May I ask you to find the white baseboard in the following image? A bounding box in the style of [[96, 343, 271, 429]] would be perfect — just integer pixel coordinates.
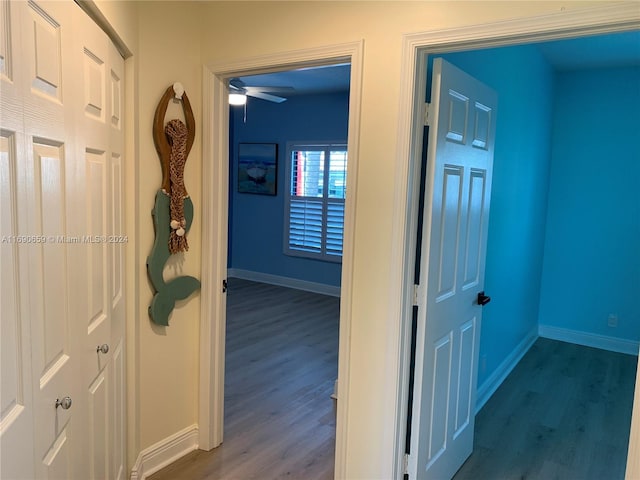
[[539, 324, 640, 356], [475, 327, 538, 414], [227, 268, 341, 297], [130, 424, 199, 480]]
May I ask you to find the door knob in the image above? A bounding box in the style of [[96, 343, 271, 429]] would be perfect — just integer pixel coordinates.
[[477, 291, 491, 306], [55, 397, 72, 410], [97, 344, 109, 354]]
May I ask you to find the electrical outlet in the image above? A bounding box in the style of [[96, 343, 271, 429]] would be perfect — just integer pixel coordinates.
[[607, 314, 618, 328]]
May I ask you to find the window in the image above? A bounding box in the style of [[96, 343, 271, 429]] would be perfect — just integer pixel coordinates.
[[284, 143, 347, 261]]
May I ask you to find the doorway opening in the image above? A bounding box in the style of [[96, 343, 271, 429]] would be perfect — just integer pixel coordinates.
[[199, 42, 363, 479], [221, 63, 351, 476], [400, 24, 639, 480]]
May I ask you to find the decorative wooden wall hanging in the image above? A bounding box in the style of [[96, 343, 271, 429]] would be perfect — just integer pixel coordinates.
[[147, 83, 201, 326]]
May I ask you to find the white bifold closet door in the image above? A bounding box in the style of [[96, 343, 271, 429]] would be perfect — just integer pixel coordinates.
[[0, 1, 126, 479]]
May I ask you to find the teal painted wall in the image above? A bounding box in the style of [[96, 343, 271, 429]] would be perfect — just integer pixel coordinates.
[[229, 92, 349, 286], [440, 44, 555, 388], [538, 66, 640, 341]]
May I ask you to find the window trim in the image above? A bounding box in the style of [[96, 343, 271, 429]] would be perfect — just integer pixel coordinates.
[[283, 141, 348, 262]]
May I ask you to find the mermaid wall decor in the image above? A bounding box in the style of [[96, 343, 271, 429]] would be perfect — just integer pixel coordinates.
[[147, 83, 201, 326]]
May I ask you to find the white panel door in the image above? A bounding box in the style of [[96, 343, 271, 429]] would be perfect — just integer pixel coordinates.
[[106, 33, 127, 480], [15, 2, 80, 478], [0, 1, 125, 478], [73, 7, 126, 479], [0, 2, 35, 478], [409, 58, 497, 480]]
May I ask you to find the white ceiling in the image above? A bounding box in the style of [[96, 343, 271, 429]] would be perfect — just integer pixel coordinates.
[[236, 30, 639, 96]]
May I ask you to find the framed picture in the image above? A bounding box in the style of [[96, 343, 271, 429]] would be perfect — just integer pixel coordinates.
[[237, 143, 278, 195]]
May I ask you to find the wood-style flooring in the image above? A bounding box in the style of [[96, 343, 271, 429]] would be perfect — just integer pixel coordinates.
[[149, 278, 339, 480], [454, 338, 637, 480], [149, 280, 637, 480]]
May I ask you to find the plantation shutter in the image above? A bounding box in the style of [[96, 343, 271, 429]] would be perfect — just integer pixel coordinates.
[[285, 144, 347, 261]]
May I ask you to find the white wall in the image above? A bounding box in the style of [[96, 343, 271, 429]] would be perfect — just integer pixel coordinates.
[[195, 3, 613, 478], [92, 1, 638, 477], [134, 0, 204, 455]]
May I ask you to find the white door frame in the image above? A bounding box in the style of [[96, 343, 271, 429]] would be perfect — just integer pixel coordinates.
[[198, 41, 363, 477], [390, 4, 640, 479]]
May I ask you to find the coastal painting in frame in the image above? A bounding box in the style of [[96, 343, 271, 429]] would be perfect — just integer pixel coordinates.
[[238, 143, 278, 195]]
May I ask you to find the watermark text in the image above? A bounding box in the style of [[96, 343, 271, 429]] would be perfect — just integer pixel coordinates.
[[2, 235, 128, 245]]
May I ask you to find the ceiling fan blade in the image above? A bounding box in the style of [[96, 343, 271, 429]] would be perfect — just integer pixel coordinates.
[[229, 78, 246, 89], [246, 91, 287, 103], [244, 86, 295, 94]]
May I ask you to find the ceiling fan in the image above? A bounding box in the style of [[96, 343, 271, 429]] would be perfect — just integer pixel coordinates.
[[228, 77, 293, 105]]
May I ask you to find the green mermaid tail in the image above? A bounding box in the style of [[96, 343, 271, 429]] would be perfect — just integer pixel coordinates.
[[147, 190, 201, 326]]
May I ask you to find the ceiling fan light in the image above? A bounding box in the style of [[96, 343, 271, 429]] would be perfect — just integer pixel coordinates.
[[229, 93, 247, 106]]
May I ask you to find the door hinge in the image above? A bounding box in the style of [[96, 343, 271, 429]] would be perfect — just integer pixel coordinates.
[[403, 453, 410, 476], [222, 279, 228, 293], [423, 102, 432, 126], [413, 284, 420, 306]]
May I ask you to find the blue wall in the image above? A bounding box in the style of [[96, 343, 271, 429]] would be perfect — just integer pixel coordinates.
[[439, 45, 555, 388], [538, 66, 640, 341], [229, 91, 349, 286]]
